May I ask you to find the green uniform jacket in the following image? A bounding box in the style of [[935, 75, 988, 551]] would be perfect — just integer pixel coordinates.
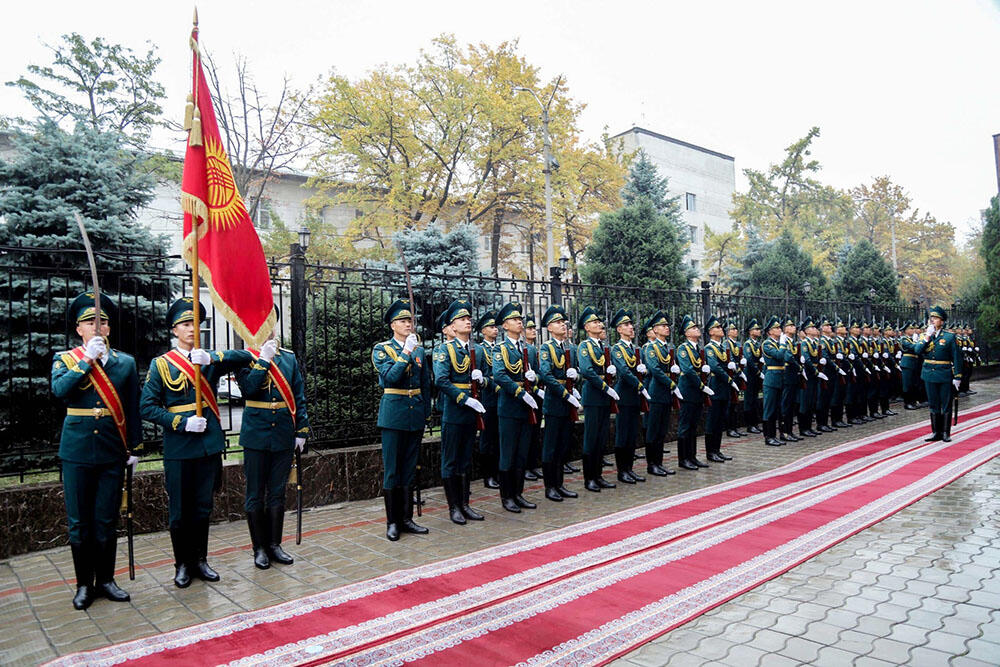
[[705, 340, 733, 395], [372, 338, 431, 432], [492, 338, 533, 419], [476, 340, 500, 409], [236, 348, 309, 451], [577, 338, 613, 407], [434, 339, 490, 426], [782, 339, 803, 387], [762, 337, 792, 390], [538, 339, 576, 417], [611, 340, 645, 407], [140, 349, 253, 460], [914, 331, 963, 383], [675, 340, 705, 402], [801, 338, 819, 378], [643, 338, 676, 404], [52, 349, 142, 464], [744, 338, 763, 377]]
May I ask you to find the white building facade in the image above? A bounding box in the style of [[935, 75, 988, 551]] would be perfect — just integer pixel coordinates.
[[609, 127, 736, 276]]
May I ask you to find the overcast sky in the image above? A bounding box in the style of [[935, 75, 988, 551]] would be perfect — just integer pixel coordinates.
[[3, 0, 999, 242]]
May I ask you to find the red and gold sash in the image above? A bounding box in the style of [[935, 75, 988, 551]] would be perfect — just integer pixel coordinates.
[[164, 349, 221, 420], [247, 350, 297, 418], [65, 346, 129, 451]]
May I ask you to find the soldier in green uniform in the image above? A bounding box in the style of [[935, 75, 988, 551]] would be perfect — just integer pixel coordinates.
[[675, 315, 713, 468], [704, 316, 736, 463], [845, 319, 868, 424], [140, 298, 254, 587], [370, 299, 432, 541], [829, 318, 851, 428], [432, 300, 488, 525], [610, 308, 651, 483], [899, 321, 921, 409], [236, 307, 309, 569], [779, 315, 804, 442], [958, 322, 977, 396], [537, 305, 582, 501], [492, 302, 539, 511], [724, 321, 747, 438], [795, 317, 821, 438], [523, 313, 544, 481], [742, 319, 764, 434], [814, 316, 837, 432], [52, 293, 141, 610], [576, 306, 620, 491], [860, 321, 882, 420], [880, 321, 899, 415], [760, 315, 790, 446], [913, 306, 963, 442], [642, 310, 679, 476], [475, 311, 501, 489]]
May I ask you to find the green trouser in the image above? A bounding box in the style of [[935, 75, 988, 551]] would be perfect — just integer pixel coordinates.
[[441, 421, 475, 478], [615, 404, 640, 452], [498, 416, 531, 471], [62, 460, 124, 544], [542, 414, 573, 464], [380, 428, 421, 488], [243, 448, 293, 512], [583, 405, 610, 456], [164, 454, 221, 528], [925, 381, 952, 415]]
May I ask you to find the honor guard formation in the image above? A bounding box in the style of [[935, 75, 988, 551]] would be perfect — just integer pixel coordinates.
[[50, 294, 979, 608]]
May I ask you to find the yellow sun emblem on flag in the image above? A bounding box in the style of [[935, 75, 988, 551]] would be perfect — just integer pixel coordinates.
[[204, 136, 248, 230]]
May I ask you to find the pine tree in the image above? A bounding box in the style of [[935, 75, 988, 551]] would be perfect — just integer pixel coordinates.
[[747, 229, 831, 300], [978, 196, 1000, 345], [729, 223, 770, 293], [834, 239, 900, 304]]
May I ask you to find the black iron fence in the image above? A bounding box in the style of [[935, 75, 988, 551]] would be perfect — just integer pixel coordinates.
[[0, 244, 987, 480]]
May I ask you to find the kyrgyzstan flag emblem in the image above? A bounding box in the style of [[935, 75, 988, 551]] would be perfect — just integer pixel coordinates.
[[180, 15, 275, 347]]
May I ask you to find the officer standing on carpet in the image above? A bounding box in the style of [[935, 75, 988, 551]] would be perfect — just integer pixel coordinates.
[[433, 300, 488, 525], [475, 311, 501, 489], [370, 299, 431, 541], [52, 293, 141, 610], [880, 321, 899, 416], [796, 316, 823, 438], [829, 318, 851, 429], [492, 302, 539, 511], [899, 321, 921, 410], [642, 310, 680, 477], [845, 319, 868, 424], [724, 320, 747, 438], [814, 316, 838, 433], [913, 306, 963, 442], [537, 305, 583, 501], [610, 308, 651, 484], [703, 316, 735, 463], [779, 315, 803, 442], [675, 315, 714, 469], [523, 313, 544, 481], [760, 315, 790, 447], [742, 319, 764, 435], [237, 307, 309, 569], [140, 297, 254, 586], [576, 306, 620, 491]]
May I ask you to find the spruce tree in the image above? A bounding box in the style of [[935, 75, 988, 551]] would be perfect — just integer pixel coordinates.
[[747, 229, 831, 300], [834, 239, 900, 304], [978, 196, 1000, 345]]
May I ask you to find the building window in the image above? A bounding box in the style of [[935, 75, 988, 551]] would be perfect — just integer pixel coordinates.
[[686, 193, 697, 211], [688, 225, 697, 243], [482, 235, 491, 252], [252, 200, 271, 230]]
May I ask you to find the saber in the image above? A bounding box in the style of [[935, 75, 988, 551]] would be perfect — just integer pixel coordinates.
[[294, 448, 303, 544], [396, 241, 422, 516], [74, 212, 135, 578]]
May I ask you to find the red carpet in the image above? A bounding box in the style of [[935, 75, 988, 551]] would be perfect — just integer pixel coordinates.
[[49, 401, 1000, 666]]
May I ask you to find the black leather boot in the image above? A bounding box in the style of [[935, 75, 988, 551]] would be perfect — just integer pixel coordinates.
[[500, 470, 521, 512], [615, 449, 636, 484], [402, 487, 429, 534], [925, 414, 942, 442], [247, 508, 271, 569], [443, 477, 467, 525], [70, 542, 95, 609], [384, 489, 400, 541], [583, 456, 602, 492], [555, 462, 577, 498], [513, 470, 536, 508], [942, 414, 953, 442], [765, 419, 784, 447], [715, 433, 732, 460], [459, 475, 484, 520], [170, 525, 191, 588], [564, 460, 580, 473], [267, 506, 294, 565], [95, 539, 130, 602], [543, 462, 563, 501], [192, 519, 220, 582]]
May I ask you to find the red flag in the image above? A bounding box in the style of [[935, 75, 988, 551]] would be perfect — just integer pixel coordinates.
[[181, 18, 275, 347]]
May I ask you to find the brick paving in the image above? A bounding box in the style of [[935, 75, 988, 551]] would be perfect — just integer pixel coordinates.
[[1, 380, 997, 666]]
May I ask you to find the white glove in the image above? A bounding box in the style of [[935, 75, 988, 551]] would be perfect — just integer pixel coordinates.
[[535, 388, 545, 400], [779, 333, 788, 344], [524, 369, 537, 382], [702, 385, 715, 396], [673, 387, 684, 399], [882, 352, 889, 359], [402, 333, 418, 355], [819, 357, 827, 365], [521, 393, 539, 410], [670, 364, 681, 374], [836, 353, 843, 360], [641, 388, 651, 400], [83, 337, 106, 361], [566, 367, 578, 380], [567, 394, 582, 409], [925, 324, 936, 337], [727, 361, 737, 371], [975, 346, 980, 352], [636, 363, 647, 375], [864, 368, 871, 375], [260, 339, 278, 362], [953, 379, 961, 391], [848, 353, 856, 360], [912, 333, 920, 341], [471, 368, 485, 385], [759, 372, 765, 380], [464, 397, 486, 414], [295, 437, 307, 452], [701, 364, 710, 373], [606, 365, 617, 377], [606, 387, 620, 401], [799, 355, 806, 364], [184, 416, 207, 432], [739, 371, 747, 382], [740, 357, 747, 366], [895, 351, 902, 359], [862, 352, 869, 359], [817, 372, 829, 381], [730, 381, 740, 391], [571, 388, 581, 400], [838, 368, 847, 376], [190, 348, 211, 365], [126, 455, 139, 472]]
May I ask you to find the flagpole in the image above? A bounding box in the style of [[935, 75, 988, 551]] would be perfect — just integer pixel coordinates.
[[190, 7, 203, 419]]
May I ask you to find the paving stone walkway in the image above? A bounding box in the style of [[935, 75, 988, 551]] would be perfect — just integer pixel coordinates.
[[1, 380, 997, 666]]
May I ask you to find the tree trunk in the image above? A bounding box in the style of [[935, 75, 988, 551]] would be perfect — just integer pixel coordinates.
[[490, 205, 504, 276]]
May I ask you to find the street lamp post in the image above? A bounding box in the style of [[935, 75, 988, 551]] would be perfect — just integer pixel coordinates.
[[290, 225, 311, 365], [514, 85, 559, 275], [800, 281, 811, 322], [550, 253, 569, 306]]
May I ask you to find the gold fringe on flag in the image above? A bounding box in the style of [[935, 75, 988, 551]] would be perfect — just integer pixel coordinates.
[[183, 94, 194, 130]]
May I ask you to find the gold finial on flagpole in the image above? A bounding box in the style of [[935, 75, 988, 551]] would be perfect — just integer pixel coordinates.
[[193, 7, 199, 28]]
